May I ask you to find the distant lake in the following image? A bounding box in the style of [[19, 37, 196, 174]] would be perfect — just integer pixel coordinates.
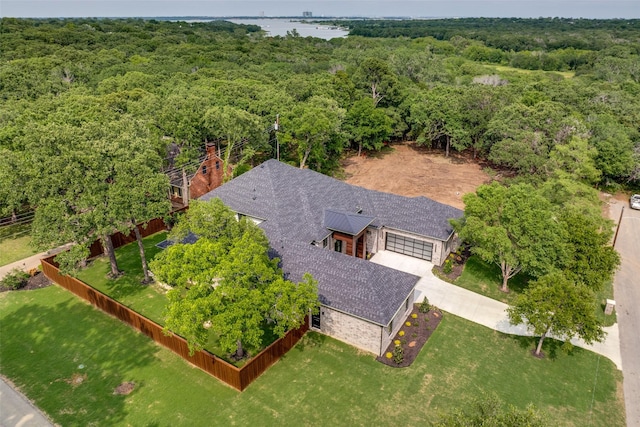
[[228, 18, 349, 40]]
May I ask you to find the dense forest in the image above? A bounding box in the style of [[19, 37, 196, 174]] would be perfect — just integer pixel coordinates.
[[1, 17, 639, 227]]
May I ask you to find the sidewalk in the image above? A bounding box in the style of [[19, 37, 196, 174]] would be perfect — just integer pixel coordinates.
[[0, 377, 53, 427], [0, 245, 71, 280], [371, 250, 622, 370]]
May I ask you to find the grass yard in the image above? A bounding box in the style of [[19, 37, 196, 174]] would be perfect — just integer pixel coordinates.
[[453, 255, 529, 305], [0, 285, 625, 427], [75, 232, 169, 324], [0, 223, 39, 267], [453, 255, 617, 326]]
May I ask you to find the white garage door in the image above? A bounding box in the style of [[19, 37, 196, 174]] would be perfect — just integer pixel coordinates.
[[385, 233, 433, 261]]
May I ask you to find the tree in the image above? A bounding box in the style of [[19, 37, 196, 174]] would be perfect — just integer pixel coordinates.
[[203, 105, 266, 181], [507, 272, 605, 357], [556, 207, 620, 292], [352, 57, 399, 107], [151, 198, 319, 357], [452, 182, 565, 292], [344, 98, 393, 156], [24, 116, 168, 277], [409, 87, 470, 157], [281, 96, 346, 170]]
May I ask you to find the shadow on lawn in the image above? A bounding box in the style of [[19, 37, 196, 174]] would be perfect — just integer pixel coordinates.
[[0, 296, 160, 426], [505, 334, 566, 361]]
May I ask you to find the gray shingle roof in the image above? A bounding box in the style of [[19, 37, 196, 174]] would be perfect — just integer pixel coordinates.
[[324, 209, 375, 236], [201, 160, 462, 326]]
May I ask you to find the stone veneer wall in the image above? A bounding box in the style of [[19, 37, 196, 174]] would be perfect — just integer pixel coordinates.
[[315, 306, 384, 355], [313, 289, 415, 356], [380, 290, 415, 353]]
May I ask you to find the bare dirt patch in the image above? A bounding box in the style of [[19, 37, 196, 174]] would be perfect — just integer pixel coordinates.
[[114, 381, 136, 395], [342, 142, 492, 209]]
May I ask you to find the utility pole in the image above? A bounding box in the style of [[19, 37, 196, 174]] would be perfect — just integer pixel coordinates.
[[274, 114, 280, 161], [613, 205, 624, 248]]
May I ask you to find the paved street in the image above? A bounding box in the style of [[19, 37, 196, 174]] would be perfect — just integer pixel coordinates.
[[609, 197, 640, 427]]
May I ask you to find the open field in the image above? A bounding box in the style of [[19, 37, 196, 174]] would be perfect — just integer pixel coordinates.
[[0, 285, 624, 426], [342, 143, 491, 210]]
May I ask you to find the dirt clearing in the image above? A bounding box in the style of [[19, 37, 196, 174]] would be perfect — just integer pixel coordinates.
[[342, 143, 491, 209]]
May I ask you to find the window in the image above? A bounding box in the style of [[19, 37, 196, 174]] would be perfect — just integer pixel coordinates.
[[334, 240, 343, 253], [215, 161, 220, 170], [388, 319, 394, 336], [322, 237, 328, 248], [202, 165, 207, 175], [405, 297, 410, 311], [311, 312, 321, 329]]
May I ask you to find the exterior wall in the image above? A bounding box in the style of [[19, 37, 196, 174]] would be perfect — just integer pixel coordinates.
[[366, 227, 378, 255], [332, 231, 366, 258], [189, 146, 225, 200], [380, 289, 415, 353], [313, 306, 384, 355], [311, 289, 415, 356], [376, 227, 453, 266]]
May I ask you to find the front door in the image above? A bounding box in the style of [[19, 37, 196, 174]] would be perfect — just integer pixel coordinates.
[[311, 312, 321, 329]]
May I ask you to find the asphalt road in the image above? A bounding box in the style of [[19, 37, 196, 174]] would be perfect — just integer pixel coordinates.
[[610, 198, 640, 427]]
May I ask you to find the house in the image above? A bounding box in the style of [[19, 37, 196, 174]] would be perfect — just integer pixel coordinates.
[[200, 159, 463, 356], [165, 143, 226, 209]]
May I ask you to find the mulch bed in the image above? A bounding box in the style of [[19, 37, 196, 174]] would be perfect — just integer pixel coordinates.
[[0, 271, 52, 292], [376, 304, 443, 368]]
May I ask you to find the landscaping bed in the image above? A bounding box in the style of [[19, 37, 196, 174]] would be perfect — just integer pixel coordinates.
[[0, 270, 52, 292], [377, 303, 443, 367]]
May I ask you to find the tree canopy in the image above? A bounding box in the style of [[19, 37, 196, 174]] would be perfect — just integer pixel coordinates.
[[150, 199, 319, 357]]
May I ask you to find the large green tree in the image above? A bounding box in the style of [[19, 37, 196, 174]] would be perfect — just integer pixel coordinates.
[[345, 98, 393, 156], [151, 199, 319, 357], [507, 272, 605, 356], [452, 182, 566, 292]]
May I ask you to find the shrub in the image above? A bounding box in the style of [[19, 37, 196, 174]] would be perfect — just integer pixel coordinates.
[[443, 259, 453, 274], [398, 330, 405, 337], [392, 345, 404, 364], [394, 339, 401, 346], [0, 269, 30, 290], [411, 313, 418, 319], [419, 297, 430, 313], [405, 321, 411, 327], [385, 352, 393, 359]]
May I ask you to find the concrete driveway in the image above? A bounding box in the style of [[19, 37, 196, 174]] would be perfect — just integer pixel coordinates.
[[609, 197, 640, 427], [370, 250, 622, 369]]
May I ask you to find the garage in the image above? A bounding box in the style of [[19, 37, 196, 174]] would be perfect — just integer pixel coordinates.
[[385, 233, 433, 261]]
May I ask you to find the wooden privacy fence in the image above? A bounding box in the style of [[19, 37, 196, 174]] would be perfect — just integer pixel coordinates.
[[88, 208, 187, 258], [41, 255, 309, 392]]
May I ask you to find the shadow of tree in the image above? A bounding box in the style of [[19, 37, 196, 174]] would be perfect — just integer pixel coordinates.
[[0, 290, 160, 426], [507, 334, 566, 361]]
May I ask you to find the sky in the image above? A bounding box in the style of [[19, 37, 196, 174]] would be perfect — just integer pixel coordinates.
[[1, 0, 639, 19]]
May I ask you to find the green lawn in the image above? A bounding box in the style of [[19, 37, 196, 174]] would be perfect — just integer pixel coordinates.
[[0, 224, 39, 267], [452, 255, 530, 305], [452, 255, 617, 326], [75, 232, 169, 324], [0, 286, 624, 426]]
